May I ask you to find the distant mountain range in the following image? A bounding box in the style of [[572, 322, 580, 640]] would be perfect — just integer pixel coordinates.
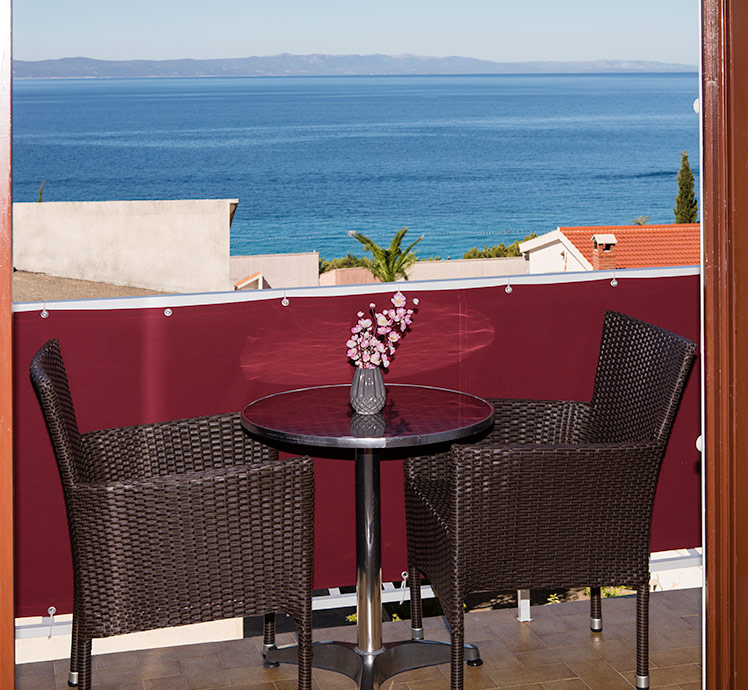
[[13, 54, 697, 79]]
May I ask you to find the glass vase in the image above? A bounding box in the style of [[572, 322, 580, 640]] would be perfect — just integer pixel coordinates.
[[350, 367, 386, 415]]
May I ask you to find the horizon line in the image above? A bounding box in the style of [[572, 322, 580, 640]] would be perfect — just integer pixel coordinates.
[[13, 53, 698, 68]]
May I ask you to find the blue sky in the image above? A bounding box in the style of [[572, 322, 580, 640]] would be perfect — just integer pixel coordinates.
[[13, 0, 700, 65]]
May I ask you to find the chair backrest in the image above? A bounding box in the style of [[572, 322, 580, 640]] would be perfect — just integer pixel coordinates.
[[589, 311, 698, 444], [29, 339, 83, 490]]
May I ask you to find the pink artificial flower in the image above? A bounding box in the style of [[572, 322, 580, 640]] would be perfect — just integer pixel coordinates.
[[346, 291, 418, 370]]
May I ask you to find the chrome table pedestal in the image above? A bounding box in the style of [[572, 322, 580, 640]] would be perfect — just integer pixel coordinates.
[[242, 385, 494, 689], [266, 449, 481, 689]]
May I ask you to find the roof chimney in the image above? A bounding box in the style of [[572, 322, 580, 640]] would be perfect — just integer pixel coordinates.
[[591, 234, 617, 270]]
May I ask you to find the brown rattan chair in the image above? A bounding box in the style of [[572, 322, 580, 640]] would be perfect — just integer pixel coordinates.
[[404, 311, 698, 690], [30, 339, 314, 690]]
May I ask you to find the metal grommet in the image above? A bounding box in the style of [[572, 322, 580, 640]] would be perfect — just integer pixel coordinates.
[[164, 308, 173, 317], [281, 295, 290, 307], [505, 284, 513, 294], [40, 309, 49, 319], [610, 278, 618, 287]]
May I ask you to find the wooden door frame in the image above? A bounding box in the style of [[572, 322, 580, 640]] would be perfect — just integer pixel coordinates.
[[0, 0, 12, 685], [0, 0, 746, 686], [702, 0, 748, 687]]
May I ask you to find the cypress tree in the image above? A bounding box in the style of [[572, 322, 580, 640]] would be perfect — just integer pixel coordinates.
[[673, 150, 698, 223]]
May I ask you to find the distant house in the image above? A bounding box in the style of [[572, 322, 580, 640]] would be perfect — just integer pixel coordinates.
[[518, 224, 700, 273]]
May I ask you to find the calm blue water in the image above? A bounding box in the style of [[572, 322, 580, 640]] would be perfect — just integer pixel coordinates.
[[12, 74, 700, 259]]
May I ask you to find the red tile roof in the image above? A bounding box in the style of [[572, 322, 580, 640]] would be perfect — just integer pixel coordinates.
[[559, 224, 700, 269]]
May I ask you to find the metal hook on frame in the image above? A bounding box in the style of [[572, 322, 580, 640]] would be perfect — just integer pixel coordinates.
[[40, 304, 49, 319], [44, 606, 56, 638], [281, 291, 290, 307], [610, 272, 618, 288], [399, 570, 409, 604], [505, 278, 513, 294]]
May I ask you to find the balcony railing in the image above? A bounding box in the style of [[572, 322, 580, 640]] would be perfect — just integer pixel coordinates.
[[12, 265, 701, 624]]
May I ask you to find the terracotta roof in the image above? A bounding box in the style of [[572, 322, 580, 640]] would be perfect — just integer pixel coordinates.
[[558, 224, 700, 269]]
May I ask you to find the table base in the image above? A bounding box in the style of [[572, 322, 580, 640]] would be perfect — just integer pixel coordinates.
[[265, 639, 481, 689]]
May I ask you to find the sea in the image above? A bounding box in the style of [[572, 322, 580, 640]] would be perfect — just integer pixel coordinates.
[[11, 73, 700, 260]]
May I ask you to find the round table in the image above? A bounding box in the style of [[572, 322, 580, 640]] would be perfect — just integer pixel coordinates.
[[242, 383, 494, 689]]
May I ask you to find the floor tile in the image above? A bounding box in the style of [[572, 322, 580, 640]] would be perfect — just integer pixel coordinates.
[[178, 654, 231, 689], [565, 659, 633, 689], [649, 646, 702, 668], [541, 680, 590, 689], [486, 662, 578, 687], [514, 644, 601, 668], [143, 677, 190, 690]]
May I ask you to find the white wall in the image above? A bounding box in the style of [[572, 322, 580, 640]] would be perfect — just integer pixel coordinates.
[[230, 252, 319, 289], [318, 267, 377, 286], [13, 199, 237, 293], [405, 256, 527, 281], [527, 242, 589, 274]]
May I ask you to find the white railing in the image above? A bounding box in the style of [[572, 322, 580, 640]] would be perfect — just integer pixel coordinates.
[[12, 264, 700, 314], [15, 549, 703, 639]]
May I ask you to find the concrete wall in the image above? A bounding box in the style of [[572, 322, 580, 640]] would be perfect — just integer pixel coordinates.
[[527, 242, 589, 274], [318, 267, 378, 286], [13, 199, 238, 294], [405, 256, 528, 281], [230, 252, 320, 289], [318, 258, 528, 286]]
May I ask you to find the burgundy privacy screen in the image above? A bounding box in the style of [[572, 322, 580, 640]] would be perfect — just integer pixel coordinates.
[[13, 273, 701, 617]]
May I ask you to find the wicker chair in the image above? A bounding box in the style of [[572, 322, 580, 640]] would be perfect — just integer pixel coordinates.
[[404, 311, 698, 690], [30, 339, 314, 690]]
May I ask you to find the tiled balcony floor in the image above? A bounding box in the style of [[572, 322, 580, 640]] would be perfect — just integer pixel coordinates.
[[15, 588, 702, 690]]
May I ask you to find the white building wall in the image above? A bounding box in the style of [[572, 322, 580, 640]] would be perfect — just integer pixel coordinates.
[[528, 242, 588, 274], [230, 253, 319, 289], [13, 199, 237, 293], [405, 256, 528, 281]]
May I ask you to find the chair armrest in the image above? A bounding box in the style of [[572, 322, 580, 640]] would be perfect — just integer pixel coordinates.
[[449, 440, 663, 544], [403, 450, 450, 485], [407, 440, 662, 590], [81, 412, 276, 483], [66, 454, 314, 632], [484, 398, 592, 445]]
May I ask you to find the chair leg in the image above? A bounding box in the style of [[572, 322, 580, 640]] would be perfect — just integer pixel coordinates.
[[68, 613, 80, 687], [635, 583, 650, 689], [294, 613, 313, 690], [69, 634, 91, 690], [262, 613, 280, 669], [409, 566, 424, 640], [590, 586, 603, 632], [450, 616, 464, 690]]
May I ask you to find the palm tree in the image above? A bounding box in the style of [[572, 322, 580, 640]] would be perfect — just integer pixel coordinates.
[[349, 227, 423, 282]]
